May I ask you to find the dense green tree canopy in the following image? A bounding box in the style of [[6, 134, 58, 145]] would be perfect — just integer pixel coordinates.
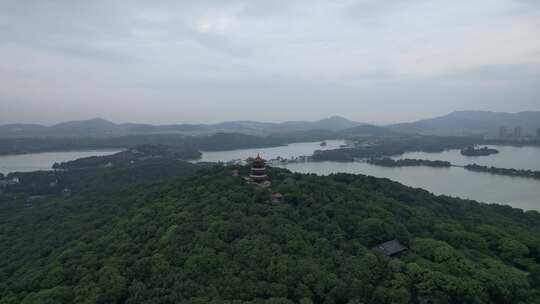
[[1, 166, 539, 303], [0, 131, 337, 156]]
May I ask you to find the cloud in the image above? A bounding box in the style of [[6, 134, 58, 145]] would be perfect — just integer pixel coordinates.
[[341, 0, 423, 26], [185, 23, 253, 57], [0, 0, 538, 124]]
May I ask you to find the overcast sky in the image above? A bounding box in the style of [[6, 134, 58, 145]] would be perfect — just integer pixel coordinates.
[[0, 0, 539, 125]]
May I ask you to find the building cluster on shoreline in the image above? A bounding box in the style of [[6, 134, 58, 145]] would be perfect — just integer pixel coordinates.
[[225, 155, 312, 167], [0, 174, 19, 192], [498, 126, 540, 140]]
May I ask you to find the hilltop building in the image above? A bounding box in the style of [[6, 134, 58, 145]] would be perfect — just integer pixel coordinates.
[[0, 176, 20, 188], [271, 192, 284, 203], [372, 240, 407, 257], [249, 154, 268, 183]]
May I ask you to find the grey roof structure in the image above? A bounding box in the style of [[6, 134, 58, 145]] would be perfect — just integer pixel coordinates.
[[372, 239, 407, 256]]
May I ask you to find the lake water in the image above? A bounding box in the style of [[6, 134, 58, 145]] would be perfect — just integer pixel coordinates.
[[199, 141, 540, 211], [1, 143, 539, 211], [0, 150, 122, 174], [282, 161, 539, 211], [396, 145, 540, 171], [198, 140, 345, 163]]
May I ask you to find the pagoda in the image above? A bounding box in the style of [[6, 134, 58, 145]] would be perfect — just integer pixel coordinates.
[[249, 154, 268, 183]]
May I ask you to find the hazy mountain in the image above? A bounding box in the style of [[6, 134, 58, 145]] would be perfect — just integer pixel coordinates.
[[118, 123, 211, 134], [0, 116, 362, 138], [50, 118, 120, 136], [341, 124, 397, 137], [311, 115, 362, 130], [388, 111, 540, 136], [5, 111, 537, 138], [212, 121, 277, 134], [0, 118, 121, 138], [268, 116, 362, 133], [0, 123, 49, 137]]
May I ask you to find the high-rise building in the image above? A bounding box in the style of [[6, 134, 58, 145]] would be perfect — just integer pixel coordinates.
[[514, 126, 523, 138], [537, 128, 540, 138], [498, 126, 507, 138]]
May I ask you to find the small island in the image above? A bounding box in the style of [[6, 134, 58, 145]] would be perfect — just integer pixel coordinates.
[[367, 158, 451, 168], [460, 146, 499, 156], [464, 164, 540, 180], [311, 136, 482, 162]]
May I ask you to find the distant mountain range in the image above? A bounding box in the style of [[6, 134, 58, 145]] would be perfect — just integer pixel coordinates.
[[1, 111, 538, 138], [341, 124, 397, 137], [387, 111, 540, 136], [0, 116, 363, 138]]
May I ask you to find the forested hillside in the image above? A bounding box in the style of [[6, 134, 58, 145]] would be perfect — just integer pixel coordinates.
[[1, 166, 539, 303], [0, 131, 338, 156], [0, 116, 360, 139], [387, 111, 540, 136]]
